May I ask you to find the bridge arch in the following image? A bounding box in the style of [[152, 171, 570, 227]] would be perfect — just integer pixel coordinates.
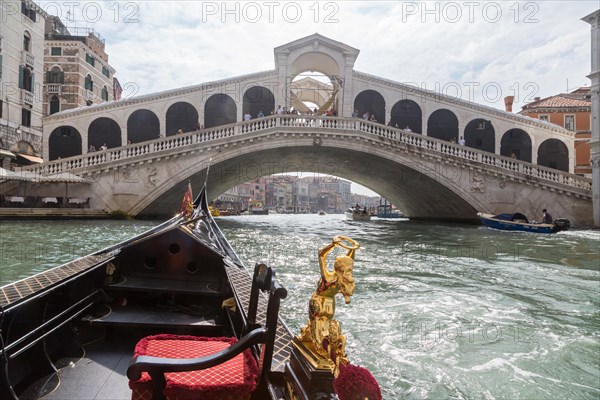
[[501, 128, 532, 162], [49, 126, 82, 161], [289, 52, 340, 80], [354, 90, 385, 123], [243, 86, 275, 118], [166, 102, 199, 136], [204, 94, 237, 128], [538, 138, 569, 172], [127, 109, 160, 144], [132, 135, 486, 220], [428, 109, 459, 142], [390, 100, 422, 133], [464, 118, 495, 153], [88, 117, 121, 150]]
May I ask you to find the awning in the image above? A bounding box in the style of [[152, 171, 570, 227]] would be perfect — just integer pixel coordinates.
[[42, 172, 91, 183], [0, 167, 43, 181], [16, 153, 44, 164], [0, 149, 16, 159]]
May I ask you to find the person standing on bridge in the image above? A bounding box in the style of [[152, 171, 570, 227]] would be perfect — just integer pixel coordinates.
[[542, 209, 553, 224]]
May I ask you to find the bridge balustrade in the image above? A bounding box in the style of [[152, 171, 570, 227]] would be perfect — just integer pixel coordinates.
[[19, 115, 592, 193]]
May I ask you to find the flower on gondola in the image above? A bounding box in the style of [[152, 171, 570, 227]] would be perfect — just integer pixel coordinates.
[[180, 182, 193, 219], [333, 363, 382, 400]]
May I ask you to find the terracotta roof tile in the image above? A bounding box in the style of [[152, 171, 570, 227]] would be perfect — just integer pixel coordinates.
[[521, 87, 591, 111]]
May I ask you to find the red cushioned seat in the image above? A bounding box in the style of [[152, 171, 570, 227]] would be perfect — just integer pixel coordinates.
[[127, 263, 287, 400], [129, 334, 259, 400]]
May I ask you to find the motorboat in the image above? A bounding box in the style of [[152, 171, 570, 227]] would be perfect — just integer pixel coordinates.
[[477, 212, 570, 233], [345, 207, 371, 221]]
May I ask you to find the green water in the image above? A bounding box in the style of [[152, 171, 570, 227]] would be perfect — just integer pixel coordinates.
[[1, 215, 599, 399]]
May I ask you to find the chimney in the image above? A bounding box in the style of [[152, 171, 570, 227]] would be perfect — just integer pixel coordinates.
[[534, 97, 541, 101], [504, 96, 514, 112]]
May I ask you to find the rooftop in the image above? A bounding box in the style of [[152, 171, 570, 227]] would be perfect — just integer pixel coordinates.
[[520, 87, 591, 112]]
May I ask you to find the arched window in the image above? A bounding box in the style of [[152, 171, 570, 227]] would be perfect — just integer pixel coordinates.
[[427, 109, 459, 141], [101, 86, 109, 101], [19, 66, 33, 92], [49, 126, 82, 160], [17, 141, 35, 155], [500, 129, 532, 162], [166, 102, 199, 135], [204, 94, 237, 128], [390, 100, 422, 133], [243, 86, 275, 119], [127, 109, 160, 143], [47, 66, 64, 83], [49, 95, 60, 115], [88, 117, 121, 149], [464, 119, 495, 153], [354, 90, 386, 124], [538, 139, 568, 171], [23, 31, 31, 52], [85, 74, 93, 91]]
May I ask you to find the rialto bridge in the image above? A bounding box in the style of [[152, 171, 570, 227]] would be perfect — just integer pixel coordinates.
[[20, 34, 593, 224]]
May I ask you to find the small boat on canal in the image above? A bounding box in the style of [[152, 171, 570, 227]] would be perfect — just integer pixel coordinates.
[[477, 212, 570, 233], [0, 184, 381, 400], [345, 206, 371, 221]]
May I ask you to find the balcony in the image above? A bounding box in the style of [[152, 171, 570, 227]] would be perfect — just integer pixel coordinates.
[[22, 51, 35, 68], [21, 89, 34, 106], [47, 84, 62, 94], [85, 90, 95, 101]]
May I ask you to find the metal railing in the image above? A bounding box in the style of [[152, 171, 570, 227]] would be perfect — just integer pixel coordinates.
[[19, 116, 593, 193]]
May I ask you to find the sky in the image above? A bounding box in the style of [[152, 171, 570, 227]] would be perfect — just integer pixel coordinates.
[[35, 0, 599, 195]]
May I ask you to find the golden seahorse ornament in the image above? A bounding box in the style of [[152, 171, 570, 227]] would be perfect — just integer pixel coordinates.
[[298, 235, 359, 376]]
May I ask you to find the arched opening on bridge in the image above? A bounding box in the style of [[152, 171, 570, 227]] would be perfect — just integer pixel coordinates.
[[538, 139, 569, 171], [464, 119, 495, 153], [290, 72, 335, 114], [289, 52, 341, 114], [49, 126, 82, 161], [427, 109, 459, 142], [243, 86, 275, 118], [354, 90, 385, 123], [88, 117, 121, 150], [390, 100, 422, 133], [166, 102, 199, 136], [501, 129, 532, 162], [127, 109, 160, 143], [204, 94, 236, 128]]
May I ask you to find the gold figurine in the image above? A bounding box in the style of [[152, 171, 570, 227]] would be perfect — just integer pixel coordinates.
[[298, 235, 359, 376]]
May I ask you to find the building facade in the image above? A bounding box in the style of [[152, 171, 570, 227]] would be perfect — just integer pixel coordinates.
[[0, 0, 48, 165], [519, 87, 592, 176], [43, 16, 115, 117]]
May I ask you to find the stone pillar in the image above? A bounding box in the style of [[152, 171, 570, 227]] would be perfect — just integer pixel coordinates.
[[341, 55, 357, 118], [583, 10, 600, 226], [275, 52, 290, 112]]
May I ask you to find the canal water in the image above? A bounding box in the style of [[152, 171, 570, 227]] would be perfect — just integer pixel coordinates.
[[1, 215, 598, 399]]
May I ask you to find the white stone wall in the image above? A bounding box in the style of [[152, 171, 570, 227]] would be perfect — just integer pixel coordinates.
[[352, 72, 575, 172], [0, 0, 48, 154]]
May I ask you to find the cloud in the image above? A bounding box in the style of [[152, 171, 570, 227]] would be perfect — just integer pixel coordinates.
[[36, 0, 598, 111]]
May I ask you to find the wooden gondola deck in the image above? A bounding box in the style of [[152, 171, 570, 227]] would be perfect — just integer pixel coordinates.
[[1, 189, 298, 400]]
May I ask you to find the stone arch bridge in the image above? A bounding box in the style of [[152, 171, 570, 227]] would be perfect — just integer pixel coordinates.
[[22, 115, 593, 225]]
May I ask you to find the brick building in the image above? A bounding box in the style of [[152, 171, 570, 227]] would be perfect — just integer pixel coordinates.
[[43, 16, 116, 115], [520, 87, 592, 176]]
